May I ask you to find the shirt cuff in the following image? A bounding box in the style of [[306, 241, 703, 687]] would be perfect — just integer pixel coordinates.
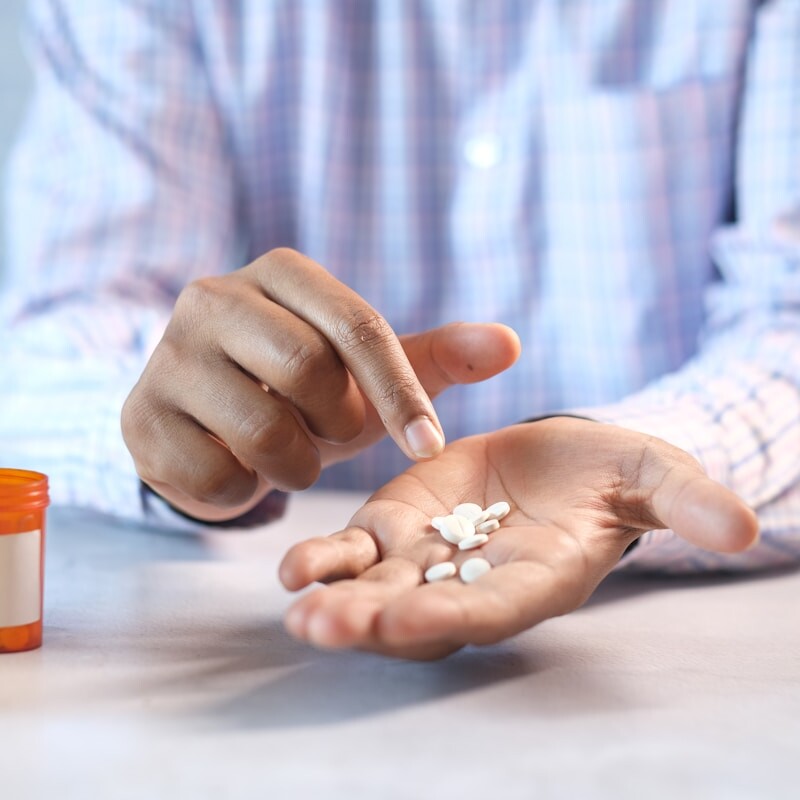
[[140, 482, 288, 532]]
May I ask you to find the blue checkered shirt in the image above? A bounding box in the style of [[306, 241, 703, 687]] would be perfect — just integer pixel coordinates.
[[3, 0, 799, 572]]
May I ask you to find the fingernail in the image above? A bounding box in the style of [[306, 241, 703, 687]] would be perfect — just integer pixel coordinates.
[[404, 416, 444, 459]]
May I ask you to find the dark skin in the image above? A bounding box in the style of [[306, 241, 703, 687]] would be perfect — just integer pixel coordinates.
[[121, 248, 521, 521], [279, 418, 758, 660], [122, 249, 758, 659]]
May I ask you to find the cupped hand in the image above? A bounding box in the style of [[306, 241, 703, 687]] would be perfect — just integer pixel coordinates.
[[279, 417, 759, 660], [121, 248, 520, 521]]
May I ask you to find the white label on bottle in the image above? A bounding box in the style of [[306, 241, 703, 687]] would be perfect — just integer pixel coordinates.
[[0, 529, 42, 627]]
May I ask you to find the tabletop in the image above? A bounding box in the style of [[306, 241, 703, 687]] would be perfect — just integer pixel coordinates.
[[1, 490, 798, 799]]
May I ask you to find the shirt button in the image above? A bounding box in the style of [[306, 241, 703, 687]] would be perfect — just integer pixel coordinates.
[[463, 136, 502, 169]]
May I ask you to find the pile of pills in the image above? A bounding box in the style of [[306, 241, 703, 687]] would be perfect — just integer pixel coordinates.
[[424, 500, 510, 584]]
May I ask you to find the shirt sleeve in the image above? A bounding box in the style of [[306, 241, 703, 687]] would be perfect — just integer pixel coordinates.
[[0, 0, 244, 524], [579, 0, 800, 574]]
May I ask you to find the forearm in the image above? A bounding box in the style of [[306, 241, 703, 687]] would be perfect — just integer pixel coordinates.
[[583, 0, 800, 574]]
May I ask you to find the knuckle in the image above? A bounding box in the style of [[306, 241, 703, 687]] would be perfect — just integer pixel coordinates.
[[175, 277, 221, 315], [235, 412, 321, 492], [189, 465, 248, 506], [172, 277, 231, 335], [253, 247, 301, 281], [263, 246, 300, 266], [283, 337, 337, 390], [334, 307, 393, 355], [374, 372, 419, 408], [121, 390, 162, 458], [230, 411, 322, 491], [234, 408, 298, 456], [120, 391, 144, 442], [122, 403, 182, 485]]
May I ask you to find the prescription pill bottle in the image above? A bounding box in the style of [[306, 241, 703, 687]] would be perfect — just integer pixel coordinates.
[[0, 469, 49, 653]]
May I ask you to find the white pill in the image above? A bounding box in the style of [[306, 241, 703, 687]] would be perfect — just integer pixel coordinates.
[[484, 501, 511, 521], [458, 533, 490, 551], [439, 514, 475, 544], [459, 557, 492, 583], [424, 561, 457, 583], [452, 502, 484, 522], [475, 518, 500, 535], [430, 516, 446, 532]]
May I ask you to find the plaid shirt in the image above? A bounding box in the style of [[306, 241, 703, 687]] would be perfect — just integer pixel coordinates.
[[3, 0, 799, 572]]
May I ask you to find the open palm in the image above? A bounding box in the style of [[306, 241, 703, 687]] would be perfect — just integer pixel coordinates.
[[279, 417, 758, 660]]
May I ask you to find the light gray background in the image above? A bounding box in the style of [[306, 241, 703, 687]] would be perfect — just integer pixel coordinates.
[[1, 0, 33, 284]]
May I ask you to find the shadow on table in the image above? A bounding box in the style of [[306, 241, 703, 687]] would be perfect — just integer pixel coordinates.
[[63, 610, 630, 730], [583, 562, 800, 609], [189, 619, 632, 731], [49, 507, 800, 731], [192, 565, 800, 731]]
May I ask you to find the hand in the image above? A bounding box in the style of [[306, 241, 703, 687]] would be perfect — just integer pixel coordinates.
[[121, 248, 520, 521], [279, 417, 759, 660]]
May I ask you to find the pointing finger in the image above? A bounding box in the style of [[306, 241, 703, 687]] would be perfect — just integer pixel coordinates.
[[251, 249, 445, 460]]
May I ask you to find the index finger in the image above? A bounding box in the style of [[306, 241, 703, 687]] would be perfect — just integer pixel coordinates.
[[251, 248, 445, 460]]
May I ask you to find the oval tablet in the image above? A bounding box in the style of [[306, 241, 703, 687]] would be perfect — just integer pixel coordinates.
[[472, 509, 492, 525], [484, 501, 510, 521], [475, 518, 500, 535], [452, 503, 484, 522], [430, 516, 446, 532], [439, 514, 475, 544], [424, 561, 457, 583], [457, 533, 490, 551], [459, 557, 492, 583]]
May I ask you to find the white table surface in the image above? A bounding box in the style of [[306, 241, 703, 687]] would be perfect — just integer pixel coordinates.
[[1, 490, 798, 799]]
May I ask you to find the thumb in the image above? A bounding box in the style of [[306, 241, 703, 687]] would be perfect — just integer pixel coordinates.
[[399, 322, 521, 399], [648, 461, 759, 554]]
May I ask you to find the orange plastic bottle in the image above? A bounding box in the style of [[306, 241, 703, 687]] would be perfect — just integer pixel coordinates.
[[0, 469, 49, 653]]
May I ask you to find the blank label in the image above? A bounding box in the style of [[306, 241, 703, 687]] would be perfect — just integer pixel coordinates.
[[0, 530, 42, 627]]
